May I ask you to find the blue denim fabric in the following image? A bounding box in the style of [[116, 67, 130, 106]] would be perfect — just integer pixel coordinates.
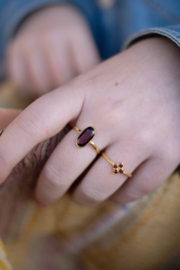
[[1, 0, 180, 76]]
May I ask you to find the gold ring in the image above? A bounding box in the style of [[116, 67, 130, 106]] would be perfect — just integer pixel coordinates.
[[73, 126, 132, 177], [101, 152, 132, 177], [73, 126, 101, 154]]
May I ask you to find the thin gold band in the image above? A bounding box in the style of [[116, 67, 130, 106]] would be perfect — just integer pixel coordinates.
[[73, 126, 132, 177], [89, 141, 101, 154], [73, 126, 81, 134]]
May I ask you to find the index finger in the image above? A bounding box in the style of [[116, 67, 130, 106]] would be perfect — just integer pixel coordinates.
[[0, 81, 84, 183]]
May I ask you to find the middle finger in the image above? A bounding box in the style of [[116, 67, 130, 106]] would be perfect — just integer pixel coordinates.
[[35, 124, 109, 205]]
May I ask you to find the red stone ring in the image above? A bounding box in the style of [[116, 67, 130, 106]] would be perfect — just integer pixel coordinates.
[[73, 126, 101, 154], [73, 126, 132, 177]]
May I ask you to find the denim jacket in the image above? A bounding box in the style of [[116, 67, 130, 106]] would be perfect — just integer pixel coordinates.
[[1, 0, 180, 76]]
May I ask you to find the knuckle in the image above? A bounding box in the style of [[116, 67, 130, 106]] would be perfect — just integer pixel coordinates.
[[16, 112, 44, 139], [64, 78, 85, 106], [125, 131, 153, 153], [138, 130, 152, 146], [70, 78, 85, 94], [43, 165, 66, 188]]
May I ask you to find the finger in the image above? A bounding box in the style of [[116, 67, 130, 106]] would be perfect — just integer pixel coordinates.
[[70, 142, 146, 206], [43, 37, 75, 86], [109, 157, 176, 204], [6, 42, 27, 89], [0, 81, 84, 183], [24, 42, 52, 95], [35, 125, 109, 205]]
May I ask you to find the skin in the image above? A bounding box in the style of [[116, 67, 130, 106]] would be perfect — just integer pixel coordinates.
[[1, 37, 180, 207], [6, 5, 100, 96], [0, 109, 20, 128]]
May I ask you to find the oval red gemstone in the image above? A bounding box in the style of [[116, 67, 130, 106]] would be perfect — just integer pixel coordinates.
[[77, 127, 95, 147], [113, 164, 117, 168], [119, 163, 123, 168], [120, 169, 123, 173], [114, 170, 118, 174]]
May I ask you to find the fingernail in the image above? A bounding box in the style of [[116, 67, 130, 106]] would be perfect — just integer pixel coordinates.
[[36, 199, 48, 208]]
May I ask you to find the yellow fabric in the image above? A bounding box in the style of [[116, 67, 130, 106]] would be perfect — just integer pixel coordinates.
[[3, 174, 180, 270], [0, 241, 7, 257], [0, 260, 10, 270]]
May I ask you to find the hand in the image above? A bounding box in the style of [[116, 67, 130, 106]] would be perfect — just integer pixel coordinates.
[[6, 5, 100, 96], [1, 37, 180, 206], [0, 109, 20, 129]]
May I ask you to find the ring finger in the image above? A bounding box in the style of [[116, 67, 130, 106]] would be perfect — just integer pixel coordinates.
[[70, 142, 147, 206], [109, 156, 178, 204], [35, 125, 109, 205]]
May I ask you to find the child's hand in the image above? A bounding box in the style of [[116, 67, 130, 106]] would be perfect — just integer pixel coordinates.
[[1, 37, 180, 206], [6, 5, 100, 96]]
